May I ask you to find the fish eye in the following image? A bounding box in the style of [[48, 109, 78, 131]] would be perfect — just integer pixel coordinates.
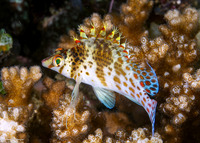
[[53, 55, 64, 67]]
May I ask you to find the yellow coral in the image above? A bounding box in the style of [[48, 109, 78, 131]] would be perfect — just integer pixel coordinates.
[[42, 77, 66, 109], [183, 69, 200, 89], [0, 103, 32, 142], [1, 66, 42, 107], [83, 128, 103, 143], [51, 92, 90, 141]]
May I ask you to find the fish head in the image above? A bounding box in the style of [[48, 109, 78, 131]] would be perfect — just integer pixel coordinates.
[[42, 48, 72, 78]]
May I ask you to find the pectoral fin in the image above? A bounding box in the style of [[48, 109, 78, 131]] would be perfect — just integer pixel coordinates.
[[93, 87, 115, 109]]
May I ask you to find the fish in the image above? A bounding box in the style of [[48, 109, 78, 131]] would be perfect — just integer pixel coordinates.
[[42, 24, 159, 136]]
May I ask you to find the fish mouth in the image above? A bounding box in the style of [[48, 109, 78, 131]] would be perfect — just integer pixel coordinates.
[[41, 56, 53, 68]]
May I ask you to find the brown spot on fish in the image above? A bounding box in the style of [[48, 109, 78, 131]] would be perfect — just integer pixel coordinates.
[[114, 62, 126, 76], [126, 66, 130, 70], [113, 76, 121, 84], [123, 82, 127, 87], [59, 65, 65, 73], [116, 84, 121, 90], [131, 93, 135, 98], [118, 57, 123, 64], [137, 70, 140, 74], [129, 78, 136, 87], [108, 67, 112, 71], [86, 72, 89, 75], [141, 100, 145, 106], [129, 87, 135, 93]]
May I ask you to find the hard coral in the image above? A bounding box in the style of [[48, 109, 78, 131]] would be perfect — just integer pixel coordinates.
[[32, 1, 200, 142], [42, 76, 66, 109], [83, 128, 163, 143], [51, 92, 91, 142], [183, 69, 200, 89], [117, 0, 153, 45], [1, 66, 42, 107], [83, 128, 103, 143], [0, 103, 32, 143]]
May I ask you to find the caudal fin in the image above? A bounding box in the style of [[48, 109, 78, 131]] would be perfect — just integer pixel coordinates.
[[145, 99, 157, 136]]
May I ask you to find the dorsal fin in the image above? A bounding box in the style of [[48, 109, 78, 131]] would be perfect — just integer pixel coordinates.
[[90, 23, 96, 37], [132, 62, 159, 96], [99, 23, 106, 37], [73, 36, 81, 44], [106, 27, 118, 40], [113, 33, 122, 45], [78, 26, 88, 40]]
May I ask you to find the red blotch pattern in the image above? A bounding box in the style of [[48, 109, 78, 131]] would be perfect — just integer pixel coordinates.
[[140, 81, 145, 87]]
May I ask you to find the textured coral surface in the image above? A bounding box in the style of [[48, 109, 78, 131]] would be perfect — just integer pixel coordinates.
[[0, 0, 200, 142]]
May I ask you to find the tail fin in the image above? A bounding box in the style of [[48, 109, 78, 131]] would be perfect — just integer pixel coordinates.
[[145, 99, 157, 136]]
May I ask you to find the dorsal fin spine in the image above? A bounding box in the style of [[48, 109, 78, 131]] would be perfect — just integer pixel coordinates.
[[73, 36, 81, 44], [99, 23, 106, 37], [78, 26, 88, 39], [107, 27, 118, 40], [115, 33, 122, 45], [90, 23, 96, 37]]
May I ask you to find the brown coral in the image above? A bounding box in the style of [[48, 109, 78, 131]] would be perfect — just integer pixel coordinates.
[[1, 66, 42, 107], [51, 92, 91, 142], [83, 128, 163, 143], [42, 76, 66, 109], [116, 0, 153, 45], [183, 69, 200, 89], [0, 103, 33, 142]]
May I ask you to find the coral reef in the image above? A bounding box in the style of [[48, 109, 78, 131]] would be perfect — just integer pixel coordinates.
[[183, 69, 200, 89], [51, 92, 91, 142], [0, 103, 32, 143], [1, 66, 42, 107], [0, 0, 200, 142], [0, 66, 41, 142], [83, 128, 162, 143], [42, 77, 66, 109], [48, 1, 200, 142]]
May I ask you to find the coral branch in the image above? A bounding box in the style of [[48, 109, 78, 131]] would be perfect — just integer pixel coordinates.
[[1, 66, 42, 107]]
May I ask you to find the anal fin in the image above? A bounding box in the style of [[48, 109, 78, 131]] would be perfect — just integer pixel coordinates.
[[93, 87, 115, 109]]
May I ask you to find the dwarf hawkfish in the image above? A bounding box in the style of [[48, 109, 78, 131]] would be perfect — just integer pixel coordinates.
[[42, 24, 159, 136]]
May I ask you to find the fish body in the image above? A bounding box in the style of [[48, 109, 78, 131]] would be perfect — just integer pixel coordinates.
[[42, 25, 159, 135]]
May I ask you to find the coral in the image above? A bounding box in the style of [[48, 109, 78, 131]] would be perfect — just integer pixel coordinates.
[[57, 31, 76, 50], [103, 112, 132, 135], [0, 103, 32, 143], [51, 92, 91, 142], [1, 0, 200, 142], [42, 77, 66, 109], [128, 36, 170, 64], [83, 128, 103, 143], [183, 69, 200, 89], [47, 3, 200, 142], [1, 66, 42, 107], [116, 0, 153, 45], [150, 7, 200, 142], [83, 128, 163, 143]]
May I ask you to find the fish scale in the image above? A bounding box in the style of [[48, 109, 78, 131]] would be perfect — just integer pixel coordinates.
[[42, 24, 159, 136]]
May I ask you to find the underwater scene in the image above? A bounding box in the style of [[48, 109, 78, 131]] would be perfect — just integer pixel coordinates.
[[0, 0, 200, 142]]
